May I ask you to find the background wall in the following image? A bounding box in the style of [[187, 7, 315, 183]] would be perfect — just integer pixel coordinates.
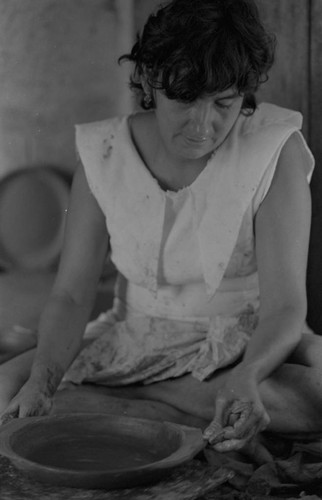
[[0, 0, 136, 177], [256, 0, 310, 136], [0, 0, 320, 178], [0, 0, 321, 327]]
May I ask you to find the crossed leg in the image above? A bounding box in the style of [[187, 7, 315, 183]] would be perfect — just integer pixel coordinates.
[[130, 332, 322, 434], [0, 333, 322, 435]]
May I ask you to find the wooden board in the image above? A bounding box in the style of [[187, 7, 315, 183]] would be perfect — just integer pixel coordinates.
[[256, 0, 310, 138], [309, 0, 322, 197], [306, 0, 322, 332]]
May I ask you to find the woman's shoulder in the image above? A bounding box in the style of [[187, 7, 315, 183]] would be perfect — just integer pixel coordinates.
[[239, 102, 303, 136], [75, 115, 128, 142], [228, 102, 309, 168]]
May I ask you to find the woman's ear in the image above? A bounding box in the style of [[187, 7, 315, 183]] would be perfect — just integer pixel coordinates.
[[140, 73, 150, 96], [140, 73, 154, 108]]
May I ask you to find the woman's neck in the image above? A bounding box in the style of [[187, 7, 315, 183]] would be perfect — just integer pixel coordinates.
[[129, 112, 210, 191], [152, 142, 208, 191]]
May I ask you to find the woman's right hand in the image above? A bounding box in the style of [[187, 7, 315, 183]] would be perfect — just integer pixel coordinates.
[[203, 368, 270, 452], [0, 378, 53, 425]]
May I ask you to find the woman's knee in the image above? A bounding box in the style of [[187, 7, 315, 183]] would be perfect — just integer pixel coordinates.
[[290, 332, 322, 368], [0, 326, 37, 364]]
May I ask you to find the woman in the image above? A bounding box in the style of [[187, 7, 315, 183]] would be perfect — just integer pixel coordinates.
[[0, 0, 321, 456]]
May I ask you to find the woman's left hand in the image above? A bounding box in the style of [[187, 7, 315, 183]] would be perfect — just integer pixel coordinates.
[[203, 372, 270, 454]]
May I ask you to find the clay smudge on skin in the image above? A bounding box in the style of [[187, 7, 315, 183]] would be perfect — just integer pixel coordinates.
[[103, 137, 113, 159], [43, 364, 65, 397], [0, 408, 19, 425], [25, 396, 53, 417]]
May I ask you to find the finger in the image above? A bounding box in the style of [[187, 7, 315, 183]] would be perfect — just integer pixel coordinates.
[[0, 405, 19, 425], [235, 405, 270, 436], [224, 404, 270, 441], [215, 409, 270, 454], [19, 400, 42, 418], [230, 400, 253, 420], [213, 433, 273, 462], [228, 412, 239, 427], [204, 420, 226, 444], [19, 397, 52, 418], [203, 397, 227, 442], [223, 407, 256, 440], [19, 405, 38, 418], [225, 400, 255, 438], [232, 400, 270, 428], [213, 437, 247, 452], [223, 417, 259, 443]]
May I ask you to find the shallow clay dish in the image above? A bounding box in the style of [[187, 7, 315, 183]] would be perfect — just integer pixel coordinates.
[[0, 167, 69, 271], [0, 413, 205, 490]]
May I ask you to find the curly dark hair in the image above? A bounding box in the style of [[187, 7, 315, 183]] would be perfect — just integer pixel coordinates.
[[120, 0, 276, 114]]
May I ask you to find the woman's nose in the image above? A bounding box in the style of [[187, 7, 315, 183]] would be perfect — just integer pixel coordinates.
[[187, 101, 214, 138]]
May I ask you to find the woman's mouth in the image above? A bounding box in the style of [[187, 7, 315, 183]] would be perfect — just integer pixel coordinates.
[[183, 135, 209, 144]]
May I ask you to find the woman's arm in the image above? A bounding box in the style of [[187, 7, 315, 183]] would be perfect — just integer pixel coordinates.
[[29, 160, 110, 392], [204, 132, 312, 449], [237, 132, 311, 380], [17, 160, 109, 406]]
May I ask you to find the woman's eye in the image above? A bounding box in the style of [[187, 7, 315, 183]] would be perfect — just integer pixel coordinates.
[[215, 101, 233, 109]]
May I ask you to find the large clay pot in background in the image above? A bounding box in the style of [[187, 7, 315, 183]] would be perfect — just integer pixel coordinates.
[[0, 167, 70, 271]]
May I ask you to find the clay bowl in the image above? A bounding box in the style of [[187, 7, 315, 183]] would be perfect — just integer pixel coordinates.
[[0, 167, 70, 271], [0, 413, 206, 490]]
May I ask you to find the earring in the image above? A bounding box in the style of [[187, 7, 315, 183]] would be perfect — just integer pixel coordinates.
[[143, 92, 152, 107]]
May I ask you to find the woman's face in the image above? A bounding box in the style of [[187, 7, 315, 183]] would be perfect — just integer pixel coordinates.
[[153, 88, 244, 162]]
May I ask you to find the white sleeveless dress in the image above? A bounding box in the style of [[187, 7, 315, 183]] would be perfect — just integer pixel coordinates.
[[64, 103, 314, 386]]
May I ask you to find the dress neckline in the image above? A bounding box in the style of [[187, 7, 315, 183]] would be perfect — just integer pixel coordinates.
[[124, 114, 218, 196]]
